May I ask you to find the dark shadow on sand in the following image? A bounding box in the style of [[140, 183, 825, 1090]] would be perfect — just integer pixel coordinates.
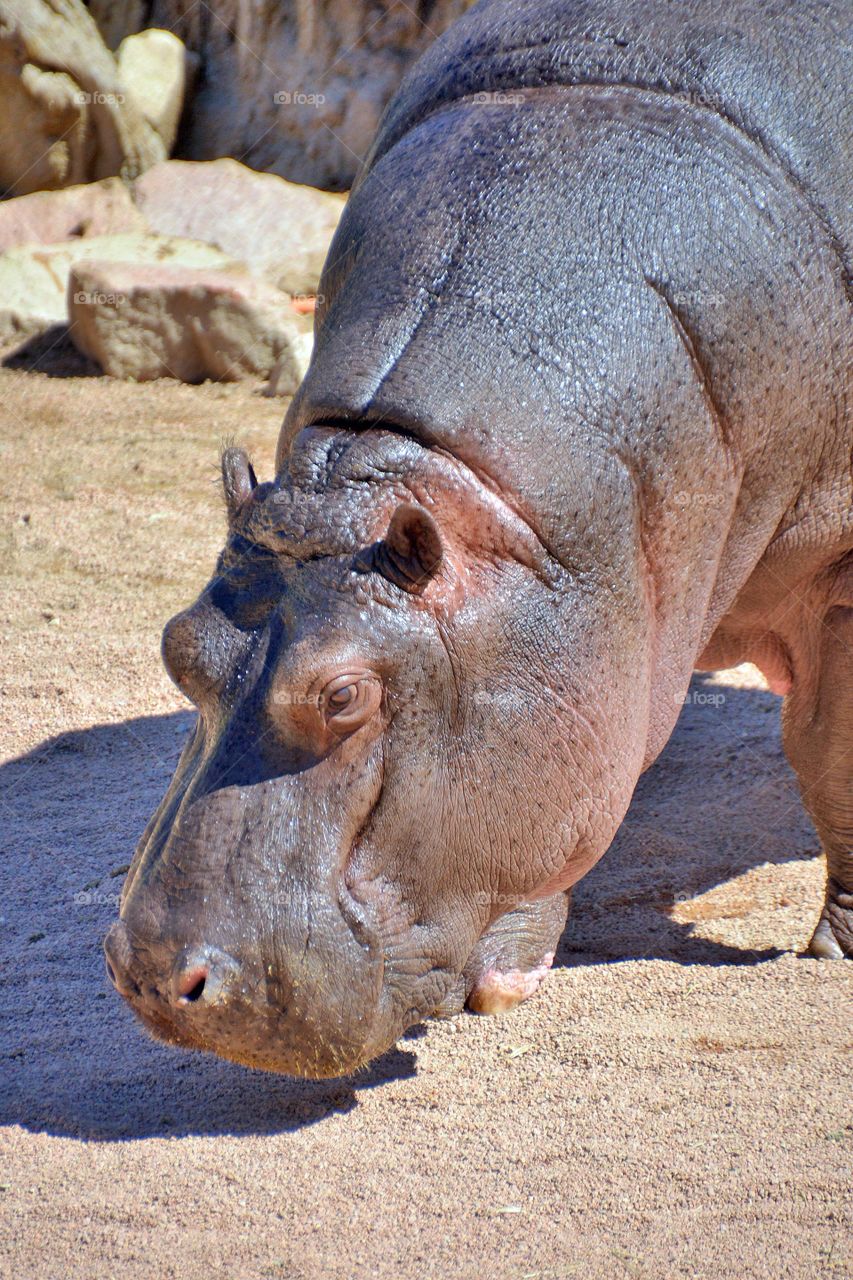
[[2, 325, 101, 377]]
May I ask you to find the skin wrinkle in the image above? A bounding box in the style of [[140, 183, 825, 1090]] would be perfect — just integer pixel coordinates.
[[643, 276, 736, 457], [291, 419, 571, 586], [315, 148, 469, 415], [272, 425, 567, 594], [608, 443, 661, 678]]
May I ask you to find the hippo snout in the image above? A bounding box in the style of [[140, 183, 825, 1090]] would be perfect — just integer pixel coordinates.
[[103, 879, 388, 1076]]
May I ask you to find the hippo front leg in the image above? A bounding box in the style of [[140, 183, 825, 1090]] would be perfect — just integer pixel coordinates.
[[460, 891, 571, 1015], [782, 603, 853, 959]]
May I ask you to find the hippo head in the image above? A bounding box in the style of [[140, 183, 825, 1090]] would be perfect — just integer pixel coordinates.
[[105, 427, 642, 1076]]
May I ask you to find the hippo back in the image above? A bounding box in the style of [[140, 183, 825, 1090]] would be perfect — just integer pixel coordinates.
[[361, 0, 852, 264]]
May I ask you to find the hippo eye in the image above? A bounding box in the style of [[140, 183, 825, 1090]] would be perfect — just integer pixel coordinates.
[[320, 675, 381, 732], [327, 684, 357, 711]]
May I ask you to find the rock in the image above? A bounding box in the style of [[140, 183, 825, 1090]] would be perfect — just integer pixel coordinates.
[[0, 0, 165, 197], [0, 233, 235, 346], [266, 336, 314, 397], [67, 259, 314, 385], [85, 0, 476, 189], [0, 179, 147, 254], [117, 29, 198, 154], [132, 159, 345, 296]]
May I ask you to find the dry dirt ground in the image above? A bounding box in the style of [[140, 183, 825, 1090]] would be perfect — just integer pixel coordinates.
[[0, 338, 850, 1280]]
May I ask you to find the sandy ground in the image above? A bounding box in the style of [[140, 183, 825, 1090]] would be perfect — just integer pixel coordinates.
[[0, 337, 850, 1280]]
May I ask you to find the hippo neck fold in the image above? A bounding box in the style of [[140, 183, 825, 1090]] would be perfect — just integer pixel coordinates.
[[360, 0, 852, 270]]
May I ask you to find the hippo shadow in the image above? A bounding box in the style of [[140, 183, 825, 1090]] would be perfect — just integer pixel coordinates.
[[556, 672, 819, 968], [0, 674, 819, 1140]]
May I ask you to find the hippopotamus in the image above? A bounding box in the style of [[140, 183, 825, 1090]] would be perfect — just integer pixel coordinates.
[[104, 0, 852, 1077]]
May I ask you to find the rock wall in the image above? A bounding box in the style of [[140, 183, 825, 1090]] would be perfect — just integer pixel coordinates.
[[84, 0, 475, 189]]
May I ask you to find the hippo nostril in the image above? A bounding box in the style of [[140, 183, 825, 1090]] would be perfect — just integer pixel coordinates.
[[176, 966, 208, 1003], [171, 947, 240, 1008]]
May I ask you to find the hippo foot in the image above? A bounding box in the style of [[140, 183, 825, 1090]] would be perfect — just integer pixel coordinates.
[[467, 954, 555, 1015], [805, 885, 853, 959], [462, 890, 571, 1016]]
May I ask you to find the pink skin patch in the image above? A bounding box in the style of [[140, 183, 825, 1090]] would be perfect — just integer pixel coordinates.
[[762, 669, 793, 697], [467, 953, 555, 1015]]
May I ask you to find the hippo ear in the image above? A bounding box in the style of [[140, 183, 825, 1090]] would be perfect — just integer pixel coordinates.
[[221, 447, 258, 522], [372, 503, 444, 593]]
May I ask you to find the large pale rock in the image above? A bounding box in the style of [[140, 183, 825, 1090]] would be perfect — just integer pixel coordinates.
[[67, 259, 313, 385], [0, 178, 146, 253], [117, 28, 197, 153], [132, 159, 345, 296], [0, 0, 165, 197], [0, 232, 234, 345], [86, 0, 476, 189]]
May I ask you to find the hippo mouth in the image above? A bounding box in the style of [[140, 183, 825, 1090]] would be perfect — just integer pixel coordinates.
[[107, 864, 564, 1075], [113, 961, 456, 1079], [106, 896, 478, 1077]]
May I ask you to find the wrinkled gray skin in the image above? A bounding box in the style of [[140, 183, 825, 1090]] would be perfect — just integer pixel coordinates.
[[105, 0, 852, 1077]]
